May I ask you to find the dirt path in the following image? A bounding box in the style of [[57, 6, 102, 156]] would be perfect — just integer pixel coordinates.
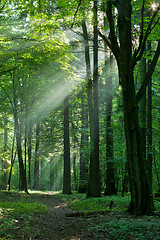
[[30, 193, 88, 240]]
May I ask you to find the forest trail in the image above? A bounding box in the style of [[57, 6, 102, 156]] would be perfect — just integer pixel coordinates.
[[30, 192, 88, 240]]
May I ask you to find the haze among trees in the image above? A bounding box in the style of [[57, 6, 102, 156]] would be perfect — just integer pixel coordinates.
[[0, 0, 160, 216]]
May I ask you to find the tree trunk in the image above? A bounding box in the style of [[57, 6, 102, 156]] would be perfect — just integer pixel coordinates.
[[63, 96, 72, 194], [13, 75, 28, 192], [87, 0, 101, 197], [104, 55, 116, 196], [1, 116, 8, 189], [139, 55, 146, 160], [50, 156, 54, 191], [117, 0, 153, 214], [73, 152, 78, 191], [8, 132, 16, 191], [78, 91, 88, 193], [99, 0, 159, 214], [33, 122, 40, 190], [81, 19, 95, 197], [28, 126, 32, 189], [146, 42, 152, 189]]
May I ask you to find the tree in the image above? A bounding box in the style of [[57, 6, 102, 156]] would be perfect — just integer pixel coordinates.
[[87, 0, 101, 198], [78, 89, 89, 193], [99, 0, 160, 214], [104, 55, 116, 196], [63, 96, 72, 194], [33, 122, 40, 190]]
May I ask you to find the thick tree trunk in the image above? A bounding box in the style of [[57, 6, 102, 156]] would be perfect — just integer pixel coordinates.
[[139, 56, 146, 160], [63, 96, 72, 194], [87, 0, 101, 197], [99, 0, 159, 214], [116, 0, 153, 214]]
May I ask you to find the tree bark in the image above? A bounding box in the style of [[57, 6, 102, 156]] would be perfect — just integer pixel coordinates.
[[50, 156, 54, 191], [146, 42, 152, 190], [63, 96, 72, 194], [104, 55, 116, 196], [28, 126, 32, 189], [13, 74, 28, 192], [33, 122, 40, 190], [87, 0, 101, 198], [99, 0, 156, 214], [78, 91, 89, 193]]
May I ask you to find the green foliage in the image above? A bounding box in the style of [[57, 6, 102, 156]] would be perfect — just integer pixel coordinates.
[[0, 191, 47, 239], [56, 192, 130, 212], [88, 215, 160, 240]]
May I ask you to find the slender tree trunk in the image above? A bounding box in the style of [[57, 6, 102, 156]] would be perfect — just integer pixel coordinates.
[[33, 123, 40, 190], [81, 19, 94, 196], [146, 42, 152, 190], [28, 126, 32, 189], [104, 54, 116, 196], [73, 152, 78, 190], [63, 96, 72, 194], [78, 91, 89, 193], [13, 75, 28, 192], [1, 116, 8, 189], [122, 161, 128, 197], [50, 156, 54, 190]]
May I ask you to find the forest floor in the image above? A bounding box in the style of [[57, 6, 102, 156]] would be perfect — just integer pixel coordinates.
[[1, 191, 160, 239]]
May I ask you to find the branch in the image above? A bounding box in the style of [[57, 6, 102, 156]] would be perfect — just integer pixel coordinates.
[[98, 30, 113, 52], [132, 5, 160, 67], [0, 0, 7, 13], [134, 0, 145, 59], [70, 0, 83, 29], [136, 40, 160, 104], [106, 0, 120, 61]]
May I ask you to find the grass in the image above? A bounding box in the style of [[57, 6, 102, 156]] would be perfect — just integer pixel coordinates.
[[1, 190, 160, 240], [0, 190, 47, 239], [56, 191, 131, 212], [56, 192, 160, 240]]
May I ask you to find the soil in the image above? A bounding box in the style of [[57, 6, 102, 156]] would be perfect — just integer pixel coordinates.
[[28, 192, 88, 240]]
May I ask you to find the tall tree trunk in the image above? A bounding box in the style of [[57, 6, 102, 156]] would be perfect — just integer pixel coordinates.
[[13, 75, 28, 192], [117, 0, 153, 214], [63, 96, 72, 194], [1, 116, 8, 189], [33, 123, 40, 190], [146, 42, 152, 190], [78, 91, 89, 193], [28, 126, 32, 189], [73, 152, 77, 190], [139, 55, 146, 160], [87, 0, 101, 197], [81, 19, 94, 197], [104, 55, 116, 196], [99, 0, 159, 214], [50, 156, 54, 191], [8, 131, 16, 191]]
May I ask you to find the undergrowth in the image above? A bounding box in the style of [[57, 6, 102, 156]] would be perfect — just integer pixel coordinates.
[[56, 192, 160, 240], [0, 190, 47, 239]]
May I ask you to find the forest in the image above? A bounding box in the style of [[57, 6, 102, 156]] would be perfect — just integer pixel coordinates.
[[0, 0, 160, 239]]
